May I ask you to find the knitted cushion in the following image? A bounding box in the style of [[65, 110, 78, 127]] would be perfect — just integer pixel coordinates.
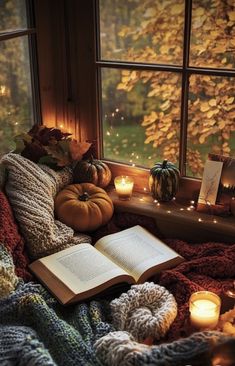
[[94, 330, 234, 366], [0, 244, 19, 298], [110, 282, 177, 341], [0, 190, 31, 281], [1, 153, 91, 259]]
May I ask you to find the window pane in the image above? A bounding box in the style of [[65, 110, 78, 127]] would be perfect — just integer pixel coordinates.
[[101, 68, 181, 168], [0, 36, 34, 156], [0, 0, 27, 32], [190, 0, 235, 69], [187, 74, 235, 178], [99, 0, 184, 65]]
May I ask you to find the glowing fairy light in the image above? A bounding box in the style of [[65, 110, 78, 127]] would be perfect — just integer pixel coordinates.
[[116, 133, 119, 137], [111, 113, 115, 117], [115, 108, 119, 112], [132, 163, 136, 167], [198, 218, 203, 222], [167, 210, 171, 214], [143, 187, 147, 192], [180, 208, 184, 211], [213, 219, 217, 223], [106, 131, 110, 136]]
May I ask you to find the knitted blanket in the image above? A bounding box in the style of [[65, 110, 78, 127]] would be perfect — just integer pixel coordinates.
[[0, 281, 114, 366], [1, 153, 91, 259]]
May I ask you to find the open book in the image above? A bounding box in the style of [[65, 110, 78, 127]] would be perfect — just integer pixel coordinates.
[[29, 225, 184, 305]]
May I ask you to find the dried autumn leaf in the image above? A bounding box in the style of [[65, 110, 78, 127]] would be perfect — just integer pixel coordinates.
[[200, 102, 210, 112], [69, 140, 91, 161], [225, 97, 234, 104], [208, 99, 217, 107]]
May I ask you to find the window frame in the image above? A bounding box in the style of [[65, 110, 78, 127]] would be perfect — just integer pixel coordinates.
[[0, 0, 41, 128], [87, 0, 235, 196]]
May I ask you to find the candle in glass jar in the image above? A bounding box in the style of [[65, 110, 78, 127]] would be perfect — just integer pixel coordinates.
[[114, 176, 134, 200], [189, 291, 221, 330]]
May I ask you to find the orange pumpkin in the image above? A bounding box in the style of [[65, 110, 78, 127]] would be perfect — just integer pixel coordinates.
[[54, 183, 114, 232]]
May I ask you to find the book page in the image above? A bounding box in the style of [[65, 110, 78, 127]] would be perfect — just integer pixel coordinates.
[[38, 244, 131, 294], [95, 225, 183, 282]]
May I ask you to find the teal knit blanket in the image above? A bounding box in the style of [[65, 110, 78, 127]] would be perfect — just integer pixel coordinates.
[[0, 281, 114, 365]]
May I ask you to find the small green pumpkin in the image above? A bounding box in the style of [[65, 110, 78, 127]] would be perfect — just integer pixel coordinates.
[[73, 157, 112, 188], [149, 159, 180, 202]]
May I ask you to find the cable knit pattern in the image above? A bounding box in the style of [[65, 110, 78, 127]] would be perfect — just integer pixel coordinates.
[[110, 282, 177, 341], [0, 244, 19, 298], [1, 153, 91, 259], [94, 330, 233, 366]]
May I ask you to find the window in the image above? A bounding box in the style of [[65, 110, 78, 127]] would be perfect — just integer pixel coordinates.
[[96, 0, 235, 179], [0, 0, 39, 156]]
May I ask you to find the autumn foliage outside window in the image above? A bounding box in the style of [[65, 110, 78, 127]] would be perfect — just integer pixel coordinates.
[[98, 0, 235, 178]]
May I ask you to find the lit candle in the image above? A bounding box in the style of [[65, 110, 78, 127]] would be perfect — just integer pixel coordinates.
[[189, 291, 221, 330], [114, 175, 134, 200]]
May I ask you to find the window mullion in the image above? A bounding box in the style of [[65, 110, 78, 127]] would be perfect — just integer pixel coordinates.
[[179, 0, 192, 176]]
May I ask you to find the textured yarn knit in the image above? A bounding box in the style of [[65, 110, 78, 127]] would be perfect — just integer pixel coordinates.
[[0, 190, 31, 281], [0, 281, 114, 366], [0, 325, 56, 365], [110, 282, 177, 341], [94, 329, 234, 366], [0, 244, 19, 298], [1, 153, 91, 259]]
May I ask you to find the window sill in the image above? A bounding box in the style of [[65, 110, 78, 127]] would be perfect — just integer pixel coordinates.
[[107, 187, 235, 243]]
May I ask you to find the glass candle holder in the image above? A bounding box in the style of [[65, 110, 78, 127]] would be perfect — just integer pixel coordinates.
[[114, 176, 134, 200], [189, 291, 221, 330]]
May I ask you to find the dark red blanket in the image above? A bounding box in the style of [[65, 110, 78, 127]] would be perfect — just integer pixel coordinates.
[[93, 212, 235, 341]]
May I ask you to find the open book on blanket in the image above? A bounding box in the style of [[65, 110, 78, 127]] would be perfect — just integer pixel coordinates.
[[29, 225, 184, 305]]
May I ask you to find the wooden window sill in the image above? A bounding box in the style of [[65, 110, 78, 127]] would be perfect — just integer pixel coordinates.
[[107, 187, 235, 243]]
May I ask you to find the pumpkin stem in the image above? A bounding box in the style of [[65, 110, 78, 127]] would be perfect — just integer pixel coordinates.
[[78, 192, 90, 201], [162, 159, 168, 168]]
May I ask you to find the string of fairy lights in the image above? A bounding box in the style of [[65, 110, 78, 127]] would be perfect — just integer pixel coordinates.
[[133, 188, 221, 225]]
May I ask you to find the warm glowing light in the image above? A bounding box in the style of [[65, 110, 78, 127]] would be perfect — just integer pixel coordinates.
[[111, 113, 115, 117], [167, 210, 171, 213], [139, 198, 144, 201], [132, 163, 136, 167], [154, 200, 158, 203], [189, 292, 221, 329], [143, 187, 147, 192], [115, 108, 119, 112], [190, 200, 195, 205], [213, 219, 217, 223], [157, 203, 160, 206], [172, 197, 176, 201], [180, 208, 184, 211], [198, 218, 202, 222], [114, 176, 134, 201], [106, 131, 110, 136]]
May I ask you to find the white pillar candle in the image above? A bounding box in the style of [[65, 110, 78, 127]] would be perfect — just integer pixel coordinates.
[[189, 291, 221, 330], [114, 176, 134, 200]]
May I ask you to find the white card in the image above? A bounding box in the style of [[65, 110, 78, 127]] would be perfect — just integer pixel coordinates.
[[198, 160, 223, 205]]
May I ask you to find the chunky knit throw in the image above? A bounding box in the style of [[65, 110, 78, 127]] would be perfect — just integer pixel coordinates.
[[94, 330, 234, 366], [0, 281, 114, 366], [1, 153, 91, 259], [0, 244, 19, 298], [0, 190, 31, 281], [110, 282, 177, 341], [0, 325, 56, 365]]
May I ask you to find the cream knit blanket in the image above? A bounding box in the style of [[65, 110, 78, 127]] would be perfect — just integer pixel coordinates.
[[1, 153, 91, 259]]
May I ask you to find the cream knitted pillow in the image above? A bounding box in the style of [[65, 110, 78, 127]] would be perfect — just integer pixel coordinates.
[[1, 153, 91, 259]]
